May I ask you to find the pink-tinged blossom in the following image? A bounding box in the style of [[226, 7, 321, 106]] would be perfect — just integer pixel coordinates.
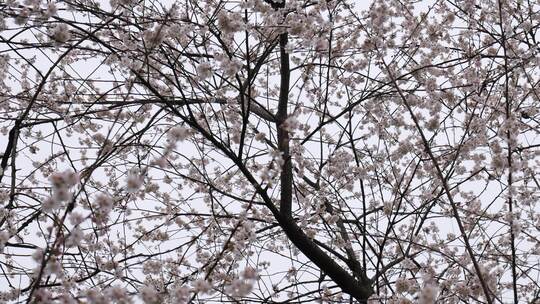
[[139, 286, 159, 303], [45, 170, 79, 211], [142, 260, 162, 275], [32, 248, 44, 262], [45, 3, 57, 17], [105, 286, 131, 304], [217, 12, 244, 33], [44, 257, 62, 276], [313, 37, 329, 52], [42, 197, 61, 213], [168, 126, 190, 142], [50, 24, 71, 44], [85, 289, 107, 304], [52, 186, 72, 203], [418, 283, 439, 304], [241, 266, 259, 280], [14, 8, 30, 25], [192, 279, 212, 293], [142, 27, 166, 48], [65, 227, 84, 247], [96, 193, 114, 212], [196, 62, 213, 79], [172, 286, 190, 303], [395, 277, 410, 293], [0, 231, 9, 251], [126, 168, 144, 192], [225, 278, 254, 298], [254, 132, 266, 141], [58, 294, 77, 304], [49, 170, 79, 188], [68, 211, 84, 226], [33, 289, 52, 303]]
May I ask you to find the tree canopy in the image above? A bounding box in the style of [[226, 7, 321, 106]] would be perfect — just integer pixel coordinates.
[[1, 0, 540, 303]]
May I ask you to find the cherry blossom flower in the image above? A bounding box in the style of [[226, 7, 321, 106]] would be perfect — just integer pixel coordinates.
[[50, 24, 71, 44], [126, 168, 144, 192], [196, 62, 213, 79]]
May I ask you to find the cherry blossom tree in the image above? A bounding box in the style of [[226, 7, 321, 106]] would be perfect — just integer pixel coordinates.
[[1, 0, 540, 303]]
